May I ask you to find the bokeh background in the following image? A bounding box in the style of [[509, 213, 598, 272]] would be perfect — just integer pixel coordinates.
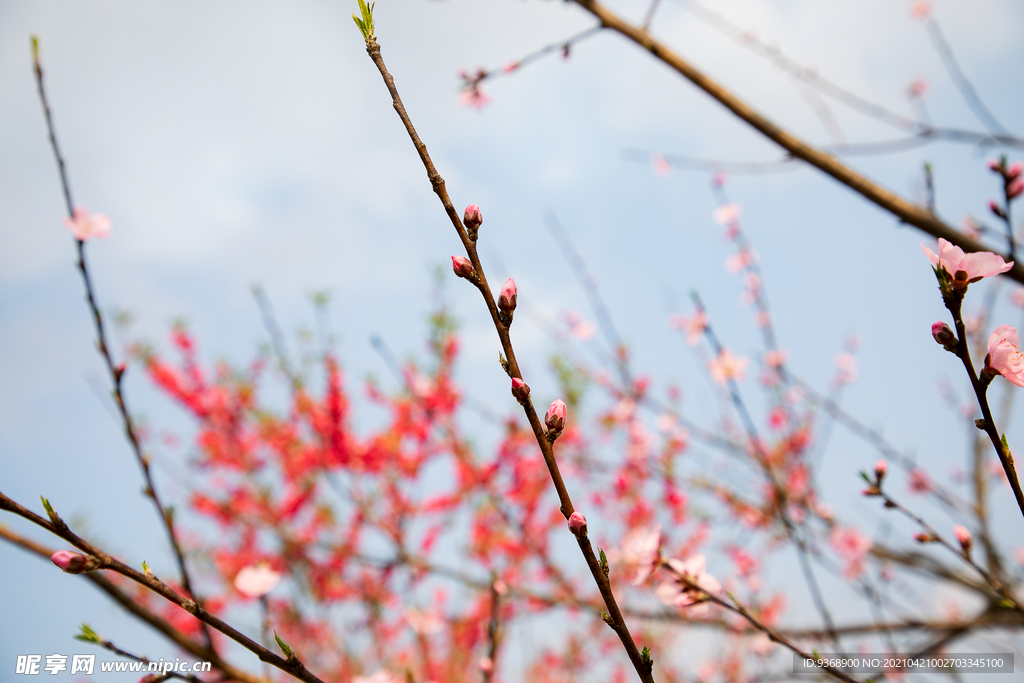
[[1, 0, 1022, 678]]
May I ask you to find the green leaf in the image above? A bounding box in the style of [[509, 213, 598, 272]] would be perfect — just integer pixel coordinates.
[[352, 0, 375, 41], [40, 496, 56, 521], [274, 630, 294, 659], [74, 624, 101, 644]]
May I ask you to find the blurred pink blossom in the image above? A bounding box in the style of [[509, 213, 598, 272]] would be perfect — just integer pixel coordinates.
[[911, 1, 933, 20], [64, 207, 111, 241], [713, 203, 741, 225], [234, 563, 281, 598], [621, 525, 662, 585], [655, 554, 721, 616], [830, 526, 872, 579], [650, 152, 672, 177], [708, 349, 749, 385]]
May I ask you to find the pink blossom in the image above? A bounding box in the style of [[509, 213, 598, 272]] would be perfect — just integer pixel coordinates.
[[953, 525, 972, 552], [764, 349, 788, 368], [545, 399, 567, 434], [1010, 177, 1023, 199], [830, 526, 872, 579], [922, 238, 1014, 285], [567, 511, 587, 535], [234, 563, 281, 598], [353, 671, 404, 683], [621, 525, 661, 585], [563, 310, 595, 340], [498, 278, 517, 312], [458, 84, 490, 110], [712, 203, 741, 225], [669, 311, 707, 346], [725, 248, 756, 274], [911, 1, 933, 20], [64, 207, 111, 241], [906, 78, 929, 99], [833, 352, 857, 386], [655, 555, 721, 616], [51, 550, 89, 574], [708, 348, 749, 385], [986, 324, 1024, 387], [909, 468, 933, 494], [405, 608, 443, 636], [451, 255, 474, 278], [650, 152, 672, 178]]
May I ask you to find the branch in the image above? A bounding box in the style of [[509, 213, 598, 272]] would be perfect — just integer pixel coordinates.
[[566, 0, 1024, 286]]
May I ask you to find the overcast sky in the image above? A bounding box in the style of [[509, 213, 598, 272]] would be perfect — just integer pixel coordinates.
[[2, 0, 1022, 678]]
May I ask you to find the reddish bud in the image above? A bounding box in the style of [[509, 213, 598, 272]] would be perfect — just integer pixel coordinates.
[[1008, 161, 1023, 180], [545, 399, 567, 435], [498, 279, 517, 313], [568, 511, 587, 535], [511, 377, 530, 401], [990, 200, 1006, 219], [914, 532, 937, 543], [51, 550, 89, 574], [1009, 177, 1023, 199], [463, 204, 482, 236], [451, 255, 475, 278], [931, 321, 957, 351], [478, 657, 494, 674], [953, 525, 972, 553]]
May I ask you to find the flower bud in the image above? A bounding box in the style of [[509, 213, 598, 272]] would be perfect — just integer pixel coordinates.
[[990, 200, 1006, 219], [463, 204, 483, 238], [1008, 161, 1023, 180], [545, 399, 567, 435], [1009, 177, 1023, 199], [914, 532, 937, 543], [51, 550, 89, 574], [478, 657, 494, 674], [874, 459, 888, 483], [931, 321, 957, 351], [953, 525, 972, 553], [988, 158, 1003, 172], [511, 377, 530, 401], [498, 279, 517, 313], [568, 511, 587, 535], [452, 255, 475, 279]]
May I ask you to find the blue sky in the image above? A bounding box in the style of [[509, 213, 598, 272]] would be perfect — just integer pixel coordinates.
[[1, 0, 1023, 679]]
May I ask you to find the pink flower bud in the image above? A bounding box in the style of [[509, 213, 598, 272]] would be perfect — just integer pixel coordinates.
[[545, 399, 567, 434], [931, 321, 957, 350], [498, 279, 517, 313], [478, 657, 494, 674], [463, 204, 483, 232], [989, 158, 1003, 172], [568, 511, 587, 535], [51, 550, 89, 574], [511, 377, 530, 401], [451, 255, 475, 278], [874, 459, 888, 480], [953, 525, 972, 552], [1008, 161, 1023, 180], [1009, 177, 1023, 199]]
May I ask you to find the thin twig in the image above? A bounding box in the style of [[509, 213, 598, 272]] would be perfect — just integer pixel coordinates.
[[30, 36, 215, 653]]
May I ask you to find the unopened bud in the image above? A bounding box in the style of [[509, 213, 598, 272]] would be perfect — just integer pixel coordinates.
[[452, 255, 475, 279], [511, 377, 530, 401], [990, 200, 1007, 219], [931, 321, 957, 351], [498, 279, 517, 313], [874, 459, 888, 483], [988, 158, 1003, 173], [953, 525, 972, 553], [1008, 161, 1023, 181], [1009, 177, 1023, 200], [51, 550, 90, 574], [914, 532, 937, 543], [545, 399, 567, 436], [568, 511, 587, 535], [464, 204, 483, 240], [478, 657, 494, 674]]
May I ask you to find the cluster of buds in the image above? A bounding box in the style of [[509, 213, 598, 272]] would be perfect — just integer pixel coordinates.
[[51, 550, 100, 575], [497, 278, 517, 327], [931, 321, 958, 353], [988, 158, 1024, 217]]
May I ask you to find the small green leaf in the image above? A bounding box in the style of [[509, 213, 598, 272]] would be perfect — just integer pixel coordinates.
[[858, 470, 871, 484], [74, 624, 101, 644], [40, 496, 56, 521], [640, 645, 653, 666], [352, 0, 375, 41], [274, 630, 294, 659]]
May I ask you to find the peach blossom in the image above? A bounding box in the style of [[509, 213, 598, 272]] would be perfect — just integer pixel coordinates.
[[234, 563, 281, 598], [986, 324, 1024, 387], [922, 238, 1013, 285], [64, 207, 111, 241]]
